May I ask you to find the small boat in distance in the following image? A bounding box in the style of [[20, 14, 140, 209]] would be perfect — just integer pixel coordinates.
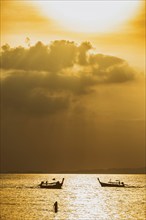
[[97, 178, 125, 187], [39, 178, 64, 189]]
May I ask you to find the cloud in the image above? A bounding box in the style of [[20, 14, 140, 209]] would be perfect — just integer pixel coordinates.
[[1, 40, 135, 77], [0, 40, 139, 116], [1, 70, 71, 116], [0, 41, 145, 173], [1, 40, 137, 80], [78, 41, 93, 65], [1, 41, 77, 72], [103, 63, 136, 83]]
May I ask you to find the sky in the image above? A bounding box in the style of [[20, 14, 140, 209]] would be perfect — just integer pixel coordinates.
[[1, 0, 145, 173]]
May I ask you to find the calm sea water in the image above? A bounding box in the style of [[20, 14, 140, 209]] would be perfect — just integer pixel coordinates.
[[0, 174, 145, 220]]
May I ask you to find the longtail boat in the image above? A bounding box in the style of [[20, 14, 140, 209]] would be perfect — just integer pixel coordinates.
[[97, 178, 125, 187], [39, 178, 64, 189]]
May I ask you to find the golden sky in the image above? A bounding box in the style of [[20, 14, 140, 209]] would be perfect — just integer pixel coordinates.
[[1, 0, 145, 69], [1, 0, 145, 172]]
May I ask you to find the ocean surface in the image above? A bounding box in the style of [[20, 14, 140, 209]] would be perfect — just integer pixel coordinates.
[[0, 174, 145, 220]]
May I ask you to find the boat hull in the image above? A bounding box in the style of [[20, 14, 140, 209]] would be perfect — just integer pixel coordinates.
[[97, 178, 125, 187], [99, 182, 125, 187], [39, 178, 64, 189], [40, 185, 62, 189]]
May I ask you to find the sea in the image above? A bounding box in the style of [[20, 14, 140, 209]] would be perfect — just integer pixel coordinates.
[[0, 174, 145, 220]]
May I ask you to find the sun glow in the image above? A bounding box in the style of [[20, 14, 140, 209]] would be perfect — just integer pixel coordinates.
[[34, 0, 140, 33]]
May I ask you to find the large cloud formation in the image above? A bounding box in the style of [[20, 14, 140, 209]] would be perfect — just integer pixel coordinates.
[[1, 40, 144, 173], [1, 40, 136, 116]]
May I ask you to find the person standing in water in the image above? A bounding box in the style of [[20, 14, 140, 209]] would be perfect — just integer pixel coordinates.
[[54, 201, 58, 213]]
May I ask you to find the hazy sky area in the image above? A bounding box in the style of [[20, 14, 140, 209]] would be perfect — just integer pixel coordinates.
[[1, 0, 145, 172]]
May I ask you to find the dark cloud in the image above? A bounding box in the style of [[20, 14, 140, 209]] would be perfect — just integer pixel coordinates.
[[1, 70, 71, 116], [0, 40, 138, 116], [1, 40, 144, 173]]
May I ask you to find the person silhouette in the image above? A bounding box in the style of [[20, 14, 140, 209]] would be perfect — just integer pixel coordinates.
[[54, 201, 58, 213]]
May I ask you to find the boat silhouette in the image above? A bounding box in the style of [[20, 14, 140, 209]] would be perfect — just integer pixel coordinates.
[[97, 178, 125, 187], [39, 178, 64, 189]]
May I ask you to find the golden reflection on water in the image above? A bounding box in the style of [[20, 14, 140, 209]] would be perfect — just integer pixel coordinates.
[[0, 174, 145, 220], [64, 175, 107, 219]]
